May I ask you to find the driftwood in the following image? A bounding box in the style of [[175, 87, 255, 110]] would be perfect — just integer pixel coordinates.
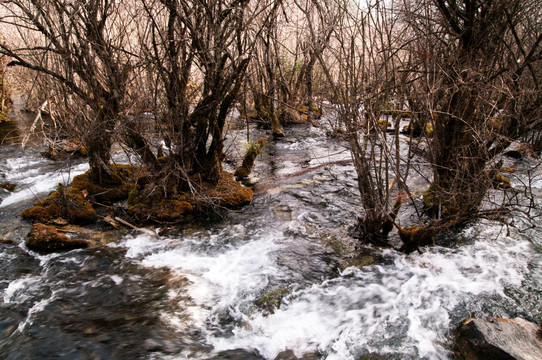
[[115, 216, 158, 239]]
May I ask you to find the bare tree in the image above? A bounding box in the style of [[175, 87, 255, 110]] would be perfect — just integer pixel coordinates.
[[244, 0, 331, 137], [0, 46, 8, 120], [403, 0, 542, 223], [131, 0, 268, 197], [308, 0, 420, 247], [0, 0, 136, 184]]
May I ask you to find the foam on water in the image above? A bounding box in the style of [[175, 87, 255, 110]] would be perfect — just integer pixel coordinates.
[[115, 228, 284, 329], [3, 276, 42, 304], [113, 219, 534, 359], [0, 158, 89, 208], [210, 225, 530, 359]]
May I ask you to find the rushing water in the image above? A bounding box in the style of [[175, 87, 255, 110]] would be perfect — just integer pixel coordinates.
[[1, 110, 541, 359]]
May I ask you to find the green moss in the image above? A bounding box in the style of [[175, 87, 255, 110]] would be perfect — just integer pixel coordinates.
[[127, 189, 139, 206], [423, 185, 436, 209], [71, 165, 147, 202], [326, 238, 352, 257], [254, 287, 289, 314], [199, 172, 253, 207], [234, 138, 267, 179]]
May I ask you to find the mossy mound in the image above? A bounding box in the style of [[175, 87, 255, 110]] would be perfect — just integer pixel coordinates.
[[21, 186, 96, 224], [128, 199, 193, 223], [127, 172, 252, 223], [198, 172, 253, 208], [72, 172, 134, 202], [21, 164, 148, 225], [22, 166, 251, 226], [72, 164, 148, 203]]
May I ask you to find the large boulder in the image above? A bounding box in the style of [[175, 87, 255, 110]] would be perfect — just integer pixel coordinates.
[[455, 317, 542, 360], [26, 223, 89, 254]]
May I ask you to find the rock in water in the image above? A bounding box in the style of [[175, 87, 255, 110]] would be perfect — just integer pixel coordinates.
[[26, 223, 89, 254], [456, 317, 542, 360]]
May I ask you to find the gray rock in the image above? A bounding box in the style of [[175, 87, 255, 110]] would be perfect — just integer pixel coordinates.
[[456, 317, 542, 360]]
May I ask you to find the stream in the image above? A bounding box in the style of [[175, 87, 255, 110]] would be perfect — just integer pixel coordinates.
[[1, 104, 541, 359]]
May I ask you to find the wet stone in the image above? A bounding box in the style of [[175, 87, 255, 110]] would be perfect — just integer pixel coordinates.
[[455, 317, 542, 360], [209, 349, 265, 359], [26, 223, 90, 254], [274, 350, 321, 360]]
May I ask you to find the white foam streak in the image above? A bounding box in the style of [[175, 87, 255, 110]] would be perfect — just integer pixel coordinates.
[[3, 276, 41, 303], [0, 161, 89, 207], [114, 220, 533, 359], [208, 227, 531, 359], [117, 231, 283, 324]]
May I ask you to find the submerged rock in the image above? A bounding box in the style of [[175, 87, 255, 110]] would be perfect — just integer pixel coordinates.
[[26, 223, 89, 253], [209, 349, 264, 359], [254, 286, 289, 315], [274, 350, 321, 360], [455, 317, 542, 360]]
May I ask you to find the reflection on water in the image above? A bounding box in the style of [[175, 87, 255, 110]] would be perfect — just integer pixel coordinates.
[[0, 119, 21, 145]]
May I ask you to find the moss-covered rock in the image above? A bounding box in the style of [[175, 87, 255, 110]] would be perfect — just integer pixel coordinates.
[[127, 171, 251, 223], [339, 255, 376, 271], [378, 119, 391, 131], [200, 171, 253, 207], [398, 225, 436, 254], [26, 223, 89, 253], [254, 287, 289, 314], [21, 186, 96, 224]]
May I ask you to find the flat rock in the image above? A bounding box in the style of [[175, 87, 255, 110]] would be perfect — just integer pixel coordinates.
[[26, 223, 89, 254], [456, 317, 542, 360]]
